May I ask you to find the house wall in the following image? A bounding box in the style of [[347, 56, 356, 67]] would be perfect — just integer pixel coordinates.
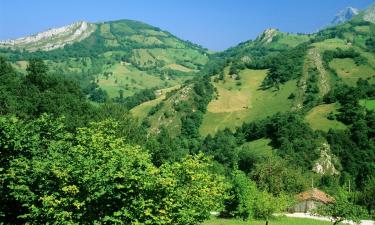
[[289, 200, 325, 213]]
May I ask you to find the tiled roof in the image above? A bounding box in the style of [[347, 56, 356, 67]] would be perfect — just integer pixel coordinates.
[[296, 188, 334, 204]]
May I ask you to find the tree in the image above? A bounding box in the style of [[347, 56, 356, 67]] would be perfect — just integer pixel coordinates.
[[201, 129, 239, 168], [316, 190, 366, 225], [359, 176, 375, 216], [1, 116, 227, 224], [219, 71, 225, 81], [252, 191, 290, 223], [26, 58, 49, 89], [223, 171, 291, 222], [251, 157, 309, 196], [223, 170, 258, 220], [229, 66, 238, 75]]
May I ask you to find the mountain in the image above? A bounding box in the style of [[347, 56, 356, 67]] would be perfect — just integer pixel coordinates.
[[131, 6, 375, 137], [364, 3, 375, 23], [0, 20, 209, 99], [0, 21, 95, 51], [330, 7, 359, 26]]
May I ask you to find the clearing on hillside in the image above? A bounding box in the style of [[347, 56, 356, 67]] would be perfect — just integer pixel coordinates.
[[200, 69, 296, 136], [97, 63, 183, 98], [305, 103, 346, 132], [130, 85, 180, 119], [329, 58, 375, 86]]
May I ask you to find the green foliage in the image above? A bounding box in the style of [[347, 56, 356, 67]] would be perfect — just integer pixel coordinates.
[[83, 82, 109, 103], [304, 67, 320, 106], [0, 57, 96, 129], [114, 88, 156, 110], [323, 81, 375, 189], [359, 176, 375, 217], [201, 129, 239, 168], [262, 43, 309, 87], [223, 171, 292, 221], [322, 48, 367, 69], [223, 171, 258, 220], [0, 117, 227, 224], [26, 58, 49, 88], [252, 191, 290, 221], [204, 216, 333, 225], [251, 157, 309, 196], [316, 190, 367, 225], [365, 37, 375, 52]]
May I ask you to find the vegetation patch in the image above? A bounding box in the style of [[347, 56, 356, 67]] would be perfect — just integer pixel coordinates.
[[200, 69, 296, 136], [305, 103, 346, 132], [360, 99, 375, 110], [329, 58, 375, 86]]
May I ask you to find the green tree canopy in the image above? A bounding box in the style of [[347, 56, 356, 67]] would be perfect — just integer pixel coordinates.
[[1, 115, 227, 224]]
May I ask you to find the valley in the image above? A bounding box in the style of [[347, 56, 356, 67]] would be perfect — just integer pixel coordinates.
[[1, 2, 375, 225]]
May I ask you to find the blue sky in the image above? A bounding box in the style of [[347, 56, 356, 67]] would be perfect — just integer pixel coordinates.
[[0, 0, 374, 50]]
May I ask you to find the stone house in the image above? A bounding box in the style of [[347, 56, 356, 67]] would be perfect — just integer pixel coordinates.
[[289, 188, 334, 213]]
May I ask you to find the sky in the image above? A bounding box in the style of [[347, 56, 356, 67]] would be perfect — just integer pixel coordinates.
[[0, 0, 374, 50]]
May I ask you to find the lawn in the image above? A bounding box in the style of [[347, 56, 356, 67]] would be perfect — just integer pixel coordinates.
[[200, 69, 296, 136], [203, 216, 332, 225], [305, 103, 346, 132]]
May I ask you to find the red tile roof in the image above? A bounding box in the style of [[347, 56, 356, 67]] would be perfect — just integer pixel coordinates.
[[296, 188, 334, 204]]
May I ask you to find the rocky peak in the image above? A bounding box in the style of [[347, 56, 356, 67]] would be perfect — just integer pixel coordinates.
[[0, 21, 95, 51], [256, 28, 279, 44], [364, 4, 375, 23], [330, 7, 360, 26]]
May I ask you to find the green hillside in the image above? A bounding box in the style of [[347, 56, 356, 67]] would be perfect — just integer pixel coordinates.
[[134, 17, 375, 137], [200, 69, 296, 136], [197, 14, 375, 135], [0, 20, 209, 100]]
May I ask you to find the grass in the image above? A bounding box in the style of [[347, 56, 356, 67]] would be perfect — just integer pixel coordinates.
[[200, 69, 296, 136], [143, 84, 195, 136], [203, 216, 332, 225], [329, 58, 375, 86], [360, 99, 375, 111], [97, 63, 182, 98], [130, 85, 180, 119], [131, 48, 208, 71], [165, 63, 192, 72], [271, 33, 311, 48], [240, 138, 274, 159], [11, 60, 28, 73], [312, 38, 349, 51], [305, 103, 346, 132]]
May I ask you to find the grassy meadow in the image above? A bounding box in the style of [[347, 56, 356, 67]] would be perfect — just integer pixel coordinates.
[[305, 103, 346, 132], [200, 69, 296, 136]]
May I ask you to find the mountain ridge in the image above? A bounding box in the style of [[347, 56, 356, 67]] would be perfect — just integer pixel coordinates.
[[330, 7, 360, 26], [0, 21, 96, 51]]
